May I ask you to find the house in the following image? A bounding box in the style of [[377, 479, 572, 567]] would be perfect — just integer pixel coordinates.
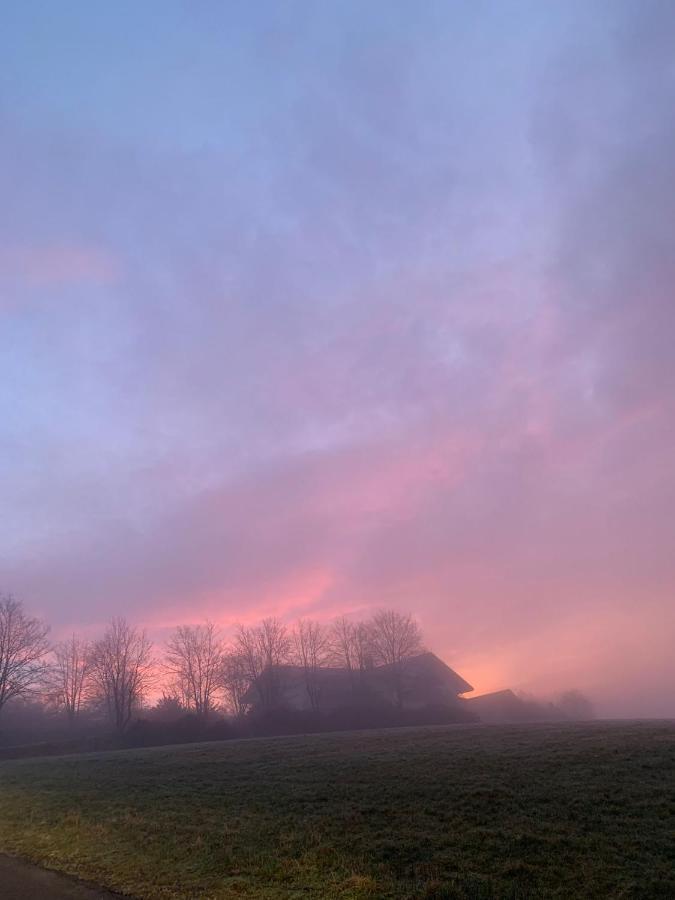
[[464, 689, 526, 723], [374, 652, 473, 708], [242, 652, 473, 712], [464, 689, 568, 723]]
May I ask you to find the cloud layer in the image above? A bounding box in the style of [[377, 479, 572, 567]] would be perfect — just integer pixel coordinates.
[[2, 1, 674, 715]]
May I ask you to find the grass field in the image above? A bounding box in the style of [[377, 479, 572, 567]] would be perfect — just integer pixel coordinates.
[[0, 721, 673, 899]]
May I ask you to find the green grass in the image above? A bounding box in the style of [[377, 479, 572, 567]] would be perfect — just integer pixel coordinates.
[[0, 722, 673, 899]]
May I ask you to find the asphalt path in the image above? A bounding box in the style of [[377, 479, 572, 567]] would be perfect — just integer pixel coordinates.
[[0, 855, 124, 899]]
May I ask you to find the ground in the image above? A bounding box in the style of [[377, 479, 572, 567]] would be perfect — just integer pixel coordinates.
[[0, 721, 673, 899], [0, 854, 120, 899]]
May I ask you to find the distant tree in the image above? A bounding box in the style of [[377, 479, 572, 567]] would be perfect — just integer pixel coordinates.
[[556, 690, 595, 721], [50, 634, 91, 727], [151, 693, 185, 722], [219, 650, 250, 717], [164, 622, 225, 719], [368, 609, 423, 707], [89, 618, 154, 733], [0, 595, 50, 719], [291, 619, 331, 711], [234, 618, 291, 711]]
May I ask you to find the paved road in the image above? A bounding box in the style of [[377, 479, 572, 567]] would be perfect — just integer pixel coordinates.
[[0, 855, 124, 899]]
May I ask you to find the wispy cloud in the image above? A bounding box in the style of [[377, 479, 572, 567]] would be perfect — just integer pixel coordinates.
[[0, 242, 118, 286]]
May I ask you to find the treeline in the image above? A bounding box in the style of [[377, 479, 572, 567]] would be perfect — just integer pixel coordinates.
[[0, 594, 434, 747]]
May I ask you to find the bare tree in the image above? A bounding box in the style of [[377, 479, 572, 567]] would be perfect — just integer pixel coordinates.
[[291, 619, 330, 711], [164, 622, 224, 719], [89, 618, 154, 732], [330, 616, 357, 673], [369, 609, 423, 707], [51, 634, 91, 727], [219, 650, 250, 717], [330, 616, 373, 688], [234, 617, 291, 711], [0, 595, 50, 718]]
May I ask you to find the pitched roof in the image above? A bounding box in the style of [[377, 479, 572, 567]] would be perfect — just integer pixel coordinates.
[[242, 652, 473, 705], [466, 689, 518, 708], [385, 651, 474, 695]]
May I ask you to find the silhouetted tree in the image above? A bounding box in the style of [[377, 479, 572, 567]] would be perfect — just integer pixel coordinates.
[[50, 634, 91, 727], [556, 689, 595, 720], [291, 619, 330, 711], [150, 693, 184, 721], [89, 618, 154, 732], [219, 651, 250, 717], [234, 618, 291, 711], [330, 616, 373, 689], [164, 622, 224, 719], [0, 595, 50, 719], [369, 609, 423, 707]]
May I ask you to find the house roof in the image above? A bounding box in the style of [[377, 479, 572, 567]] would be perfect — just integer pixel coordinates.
[[242, 652, 473, 704], [239, 665, 353, 705], [382, 651, 474, 695], [465, 689, 518, 708]]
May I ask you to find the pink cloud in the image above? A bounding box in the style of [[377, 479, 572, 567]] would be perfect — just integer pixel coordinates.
[[0, 242, 120, 291]]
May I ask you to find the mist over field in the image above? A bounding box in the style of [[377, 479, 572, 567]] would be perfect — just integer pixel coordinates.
[[2, 1, 675, 719]]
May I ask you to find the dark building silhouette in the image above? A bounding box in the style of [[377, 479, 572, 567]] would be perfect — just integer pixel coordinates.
[[242, 651, 473, 712]]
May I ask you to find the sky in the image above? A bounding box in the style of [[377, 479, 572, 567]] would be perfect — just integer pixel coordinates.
[[1, 1, 674, 717]]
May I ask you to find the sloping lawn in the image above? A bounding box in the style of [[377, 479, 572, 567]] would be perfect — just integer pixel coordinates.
[[0, 721, 673, 898]]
